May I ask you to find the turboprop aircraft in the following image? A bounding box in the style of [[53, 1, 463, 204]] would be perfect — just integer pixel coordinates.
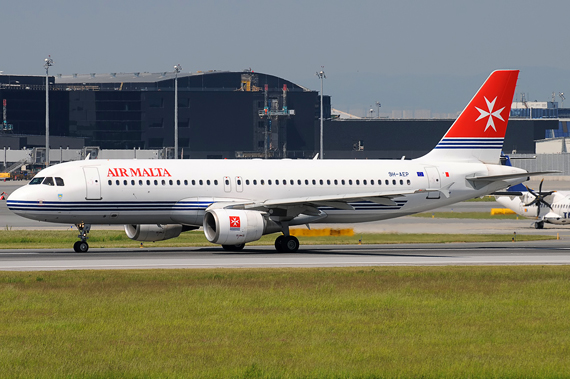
[[7, 70, 550, 252]]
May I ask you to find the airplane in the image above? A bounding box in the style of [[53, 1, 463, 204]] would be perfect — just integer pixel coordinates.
[[494, 156, 567, 228], [7, 69, 551, 253]]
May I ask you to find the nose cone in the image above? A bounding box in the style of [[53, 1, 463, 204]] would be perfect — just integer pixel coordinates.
[[6, 185, 40, 219]]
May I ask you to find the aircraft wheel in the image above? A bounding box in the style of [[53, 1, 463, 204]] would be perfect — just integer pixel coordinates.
[[534, 222, 544, 229], [222, 244, 245, 251], [275, 235, 285, 252], [280, 236, 299, 253], [74, 241, 89, 252]]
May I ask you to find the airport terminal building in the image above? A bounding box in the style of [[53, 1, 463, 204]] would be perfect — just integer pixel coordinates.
[[0, 71, 562, 164]]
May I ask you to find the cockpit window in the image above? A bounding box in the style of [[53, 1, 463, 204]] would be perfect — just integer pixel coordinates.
[[42, 177, 55, 186], [30, 177, 44, 185], [55, 177, 65, 186]]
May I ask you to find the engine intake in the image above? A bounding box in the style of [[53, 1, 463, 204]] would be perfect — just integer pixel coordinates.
[[203, 209, 265, 245], [125, 224, 196, 242]]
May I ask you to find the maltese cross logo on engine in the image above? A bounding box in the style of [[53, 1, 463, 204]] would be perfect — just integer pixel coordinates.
[[475, 96, 505, 132]]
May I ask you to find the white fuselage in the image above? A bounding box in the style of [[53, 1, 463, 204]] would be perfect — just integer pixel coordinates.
[[496, 191, 570, 225], [8, 158, 526, 228]]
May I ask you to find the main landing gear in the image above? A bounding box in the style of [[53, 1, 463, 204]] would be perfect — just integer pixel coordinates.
[[222, 244, 245, 251], [73, 223, 91, 252], [534, 221, 545, 229], [275, 235, 300, 253]]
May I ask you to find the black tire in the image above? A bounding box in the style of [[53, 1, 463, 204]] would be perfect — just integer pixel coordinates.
[[274, 235, 285, 252], [222, 244, 245, 251], [73, 241, 81, 252], [535, 222, 544, 229], [78, 241, 89, 253], [281, 236, 299, 253]]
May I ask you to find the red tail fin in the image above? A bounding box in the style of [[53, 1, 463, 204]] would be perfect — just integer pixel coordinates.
[[417, 70, 519, 164]]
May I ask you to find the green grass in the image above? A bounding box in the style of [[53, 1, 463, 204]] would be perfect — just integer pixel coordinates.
[[1, 267, 570, 378], [0, 229, 554, 249], [465, 195, 497, 202], [412, 211, 520, 219]]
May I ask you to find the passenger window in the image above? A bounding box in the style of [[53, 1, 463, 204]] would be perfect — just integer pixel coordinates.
[[246, 179, 250, 185], [312, 180, 316, 185], [162, 180, 166, 185], [154, 180, 158, 185], [123, 180, 128, 185], [55, 177, 65, 186], [139, 180, 143, 186], [147, 180, 151, 185], [184, 180, 188, 185], [42, 177, 54, 186], [237, 179, 242, 185], [349, 180, 353, 185], [268, 180, 272, 185], [282, 180, 286, 185], [206, 180, 210, 185], [400, 180, 404, 185], [334, 179, 338, 185], [116, 180, 120, 185], [363, 180, 367, 185], [108, 180, 112, 185], [199, 180, 203, 185], [370, 180, 374, 185], [341, 180, 345, 185], [169, 180, 173, 185], [327, 180, 331, 185], [131, 180, 135, 186], [392, 180, 397, 185], [214, 180, 218, 185], [261, 180, 265, 185], [356, 180, 360, 185], [253, 180, 257, 185], [385, 180, 389, 185], [298, 180, 302, 185], [177, 180, 181, 185], [30, 177, 44, 185], [192, 180, 196, 185]]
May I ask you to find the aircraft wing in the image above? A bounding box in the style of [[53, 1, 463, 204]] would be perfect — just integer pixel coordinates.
[[217, 188, 439, 216]]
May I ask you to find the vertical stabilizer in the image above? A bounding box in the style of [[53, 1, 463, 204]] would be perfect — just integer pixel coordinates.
[[417, 70, 519, 164]]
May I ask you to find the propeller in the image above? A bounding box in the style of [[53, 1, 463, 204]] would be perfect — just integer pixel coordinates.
[[523, 179, 555, 217]]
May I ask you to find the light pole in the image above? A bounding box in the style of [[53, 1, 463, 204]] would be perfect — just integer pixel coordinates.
[[316, 67, 326, 159], [44, 56, 53, 166], [173, 64, 182, 159], [376, 101, 381, 118]]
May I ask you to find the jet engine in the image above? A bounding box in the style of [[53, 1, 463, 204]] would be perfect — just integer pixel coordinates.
[[203, 209, 266, 245], [125, 224, 196, 242]]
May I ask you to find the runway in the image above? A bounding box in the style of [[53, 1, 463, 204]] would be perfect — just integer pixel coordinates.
[[2, 240, 570, 271]]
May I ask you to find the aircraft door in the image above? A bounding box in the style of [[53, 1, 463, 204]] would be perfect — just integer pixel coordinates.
[[236, 176, 243, 192], [424, 166, 441, 199], [223, 176, 231, 193], [83, 167, 102, 200]]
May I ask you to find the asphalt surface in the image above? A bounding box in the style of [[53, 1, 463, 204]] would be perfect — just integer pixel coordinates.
[[1, 240, 570, 271]]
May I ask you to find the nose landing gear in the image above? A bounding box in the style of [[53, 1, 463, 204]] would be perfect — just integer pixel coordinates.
[[73, 223, 91, 252]]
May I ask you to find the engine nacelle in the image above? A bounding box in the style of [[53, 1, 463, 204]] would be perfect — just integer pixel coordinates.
[[125, 224, 192, 242], [203, 209, 265, 245]]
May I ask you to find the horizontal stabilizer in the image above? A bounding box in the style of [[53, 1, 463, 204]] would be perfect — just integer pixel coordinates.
[[467, 170, 559, 182]]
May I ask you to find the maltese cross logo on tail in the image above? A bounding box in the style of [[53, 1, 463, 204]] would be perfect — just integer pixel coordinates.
[[230, 216, 241, 229], [475, 96, 505, 132]]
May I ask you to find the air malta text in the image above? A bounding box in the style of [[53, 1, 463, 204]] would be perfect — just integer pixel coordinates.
[[107, 168, 172, 177]]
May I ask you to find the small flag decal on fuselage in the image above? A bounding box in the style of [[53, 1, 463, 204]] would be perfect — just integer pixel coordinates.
[[417, 172, 424, 177]]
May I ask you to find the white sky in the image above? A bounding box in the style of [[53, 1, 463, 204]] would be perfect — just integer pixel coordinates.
[[3, 0, 570, 115]]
